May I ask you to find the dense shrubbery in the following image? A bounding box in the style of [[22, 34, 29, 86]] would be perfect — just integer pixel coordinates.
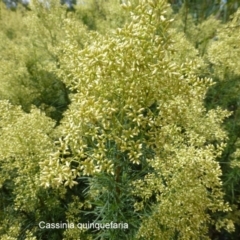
[[0, 0, 240, 239]]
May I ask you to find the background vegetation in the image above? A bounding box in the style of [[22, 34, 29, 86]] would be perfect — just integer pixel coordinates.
[[0, 0, 240, 239]]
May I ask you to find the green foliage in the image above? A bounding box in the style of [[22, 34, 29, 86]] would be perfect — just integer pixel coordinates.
[[40, 0, 233, 239], [173, 9, 222, 56], [75, 0, 129, 32], [207, 9, 240, 80], [0, 2, 74, 121], [202, 9, 240, 238], [1, 0, 240, 239], [0, 101, 59, 239]]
